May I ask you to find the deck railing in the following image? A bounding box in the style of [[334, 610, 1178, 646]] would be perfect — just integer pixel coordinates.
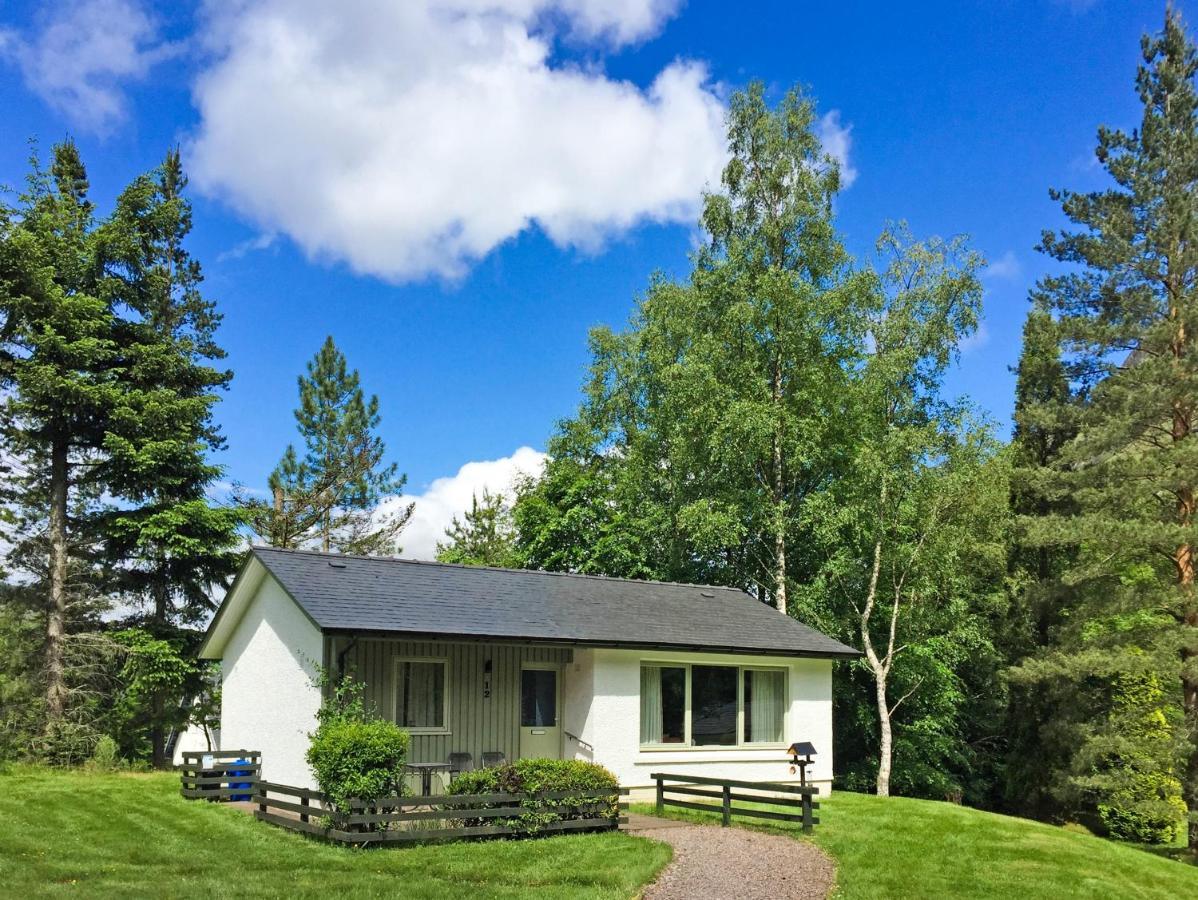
[[650, 772, 820, 833], [178, 750, 261, 801], [252, 780, 629, 845]]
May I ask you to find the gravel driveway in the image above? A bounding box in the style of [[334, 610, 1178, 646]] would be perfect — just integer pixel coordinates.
[[628, 818, 835, 900]]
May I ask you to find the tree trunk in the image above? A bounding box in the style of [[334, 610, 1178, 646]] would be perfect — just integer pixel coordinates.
[[771, 357, 787, 614], [45, 436, 69, 727], [875, 671, 893, 796], [1169, 289, 1198, 850], [859, 527, 893, 796], [151, 580, 168, 769]]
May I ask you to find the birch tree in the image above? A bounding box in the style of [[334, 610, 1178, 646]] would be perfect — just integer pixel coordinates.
[[803, 225, 990, 796]]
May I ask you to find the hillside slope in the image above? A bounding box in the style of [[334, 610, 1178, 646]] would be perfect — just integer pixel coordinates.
[[640, 790, 1196, 899]]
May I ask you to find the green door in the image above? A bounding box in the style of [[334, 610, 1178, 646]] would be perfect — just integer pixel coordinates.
[[519, 665, 561, 759]]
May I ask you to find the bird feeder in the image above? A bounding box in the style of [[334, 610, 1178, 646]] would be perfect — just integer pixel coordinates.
[[788, 741, 817, 786]]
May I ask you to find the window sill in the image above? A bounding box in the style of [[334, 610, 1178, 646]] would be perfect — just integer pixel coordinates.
[[406, 729, 451, 736], [638, 743, 789, 752]]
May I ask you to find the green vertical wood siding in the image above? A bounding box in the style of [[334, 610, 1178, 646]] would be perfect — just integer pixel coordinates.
[[331, 637, 572, 765]]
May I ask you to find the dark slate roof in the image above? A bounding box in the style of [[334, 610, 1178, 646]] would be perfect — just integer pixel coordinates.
[[248, 547, 860, 658]]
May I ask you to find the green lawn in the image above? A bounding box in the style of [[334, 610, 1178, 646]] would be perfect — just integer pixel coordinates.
[[634, 790, 1198, 900], [0, 771, 670, 899]]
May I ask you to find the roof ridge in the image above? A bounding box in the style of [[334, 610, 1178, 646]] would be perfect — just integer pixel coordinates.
[[250, 545, 746, 594]]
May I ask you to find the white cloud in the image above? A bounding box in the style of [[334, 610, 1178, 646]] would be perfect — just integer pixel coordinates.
[[983, 250, 1022, 281], [187, 0, 727, 282], [217, 231, 278, 263], [818, 110, 857, 188], [381, 446, 546, 560], [959, 321, 990, 354], [0, 0, 178, 133]]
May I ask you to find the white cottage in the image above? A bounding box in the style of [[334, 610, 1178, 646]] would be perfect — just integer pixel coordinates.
[[200, 547, 859, 796]]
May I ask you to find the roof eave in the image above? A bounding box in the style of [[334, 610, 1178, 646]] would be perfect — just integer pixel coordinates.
[[320, 626, 862, 660]]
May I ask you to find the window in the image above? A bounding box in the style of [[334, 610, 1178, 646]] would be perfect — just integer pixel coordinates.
[[691, 666, 737, 746], [638, 663, 787, 748], [395, 659, 447, 732], [744, 668, 785, 743], [640, 666, 685, 744], [520, 668, 557, 727]]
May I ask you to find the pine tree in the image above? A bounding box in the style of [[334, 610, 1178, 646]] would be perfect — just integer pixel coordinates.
[[1019, 8, 1198, 847], [92, 149, 243, 765], [0, 142, 117, 731], [248, 337, 412, 555], [1002, 303, 1082, 819], [436, 490, 517, 567]]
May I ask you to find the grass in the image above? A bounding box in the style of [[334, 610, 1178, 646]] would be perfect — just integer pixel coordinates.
[[0, 770, 670, 899], [634, 790, 1198, 900]]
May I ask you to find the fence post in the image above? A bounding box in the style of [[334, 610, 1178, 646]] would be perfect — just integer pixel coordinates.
[[802, 791, 813, 833], [300, 795, 310, 824], [257, 784, 266, 816], [721, 783, 731, 827], [655, 776, 664, 816]]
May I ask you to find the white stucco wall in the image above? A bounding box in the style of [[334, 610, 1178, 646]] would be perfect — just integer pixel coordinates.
[[583, 648, 834, 799], [219, 575, 323, 788]]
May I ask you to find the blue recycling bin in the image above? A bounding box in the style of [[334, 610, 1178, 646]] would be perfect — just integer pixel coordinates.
[[229, 758, 253, 802]]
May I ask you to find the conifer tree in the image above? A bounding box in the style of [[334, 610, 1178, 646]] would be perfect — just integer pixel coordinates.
[[436, 490, 517, 567], [0, 142, 116, 730], [1019, 8, 1198, 847], [247, 337, 412, 555], [93, 149, 242, 765]]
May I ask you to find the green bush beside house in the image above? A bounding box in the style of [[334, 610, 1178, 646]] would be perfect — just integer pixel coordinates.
[[448, 758, 621, 833]]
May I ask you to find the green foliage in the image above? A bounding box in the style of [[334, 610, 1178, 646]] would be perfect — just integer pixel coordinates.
[[0, 142, 239, 763], [89, 735, 119, 772], [242, 336, 412, 555], [306, 719, 410, 811], [1010, 8, 1198, 845], [436, 489, 518, 567], [307, 671, 409, 810], [447, 758, 620, 832]]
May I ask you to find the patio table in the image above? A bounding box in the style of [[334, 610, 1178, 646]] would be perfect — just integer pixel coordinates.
[[405, 761, 452, 796]]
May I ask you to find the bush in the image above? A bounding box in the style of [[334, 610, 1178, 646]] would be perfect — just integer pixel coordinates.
[[1097, 771, 1187, 844], [447, 758, 620, 833], [307, 719, 410, 810], [306, 671, 409, 812], [89, 736, 120, 772]]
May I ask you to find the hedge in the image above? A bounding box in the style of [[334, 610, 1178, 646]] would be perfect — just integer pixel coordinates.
[[446, 758, 620, 833]]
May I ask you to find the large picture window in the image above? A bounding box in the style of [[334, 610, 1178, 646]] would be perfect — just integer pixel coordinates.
[[395, 659, 448, 732], [638, 662, 787, 748]]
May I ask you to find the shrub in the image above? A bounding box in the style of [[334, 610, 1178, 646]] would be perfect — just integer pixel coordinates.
[[1097, 770, 1187, 844], [89, 735, 120, 772], [306, 671, 409, 813], [307, 718, 410, 810], [447, 758, 620, 833]]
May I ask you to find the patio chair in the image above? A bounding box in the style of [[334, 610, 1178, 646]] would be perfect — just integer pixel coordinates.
[[447, 752, 474, 782], [481, 751, 506, 768]]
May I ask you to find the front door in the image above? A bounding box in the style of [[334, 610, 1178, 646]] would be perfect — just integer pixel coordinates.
[[519, 665, 561, 759]]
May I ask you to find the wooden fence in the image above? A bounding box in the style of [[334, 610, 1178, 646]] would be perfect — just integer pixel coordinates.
[[252, 780, 629, 845], [179, 750, 261, 801], [650, 772, 819, 833]]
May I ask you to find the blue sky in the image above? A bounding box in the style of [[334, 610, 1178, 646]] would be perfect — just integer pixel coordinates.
[[0, 0, 1174, 555]]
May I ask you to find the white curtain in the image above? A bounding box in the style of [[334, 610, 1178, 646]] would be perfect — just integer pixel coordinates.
[[640, 666, 663, 744], [747, 670, 784, 743], [400, 662, 443, 728]]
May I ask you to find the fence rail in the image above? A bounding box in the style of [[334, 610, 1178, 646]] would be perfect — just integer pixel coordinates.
[[252, 780, 629, 845], [650, 772, 819, 833], [178, 750, 261, 801]]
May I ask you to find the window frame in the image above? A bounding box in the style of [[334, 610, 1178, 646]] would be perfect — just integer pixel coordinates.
[[392, 656, 451, 735], [638, 661, 789, 750]]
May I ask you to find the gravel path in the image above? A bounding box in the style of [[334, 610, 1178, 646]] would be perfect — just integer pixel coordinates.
[[628, 819, 835, 900]]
